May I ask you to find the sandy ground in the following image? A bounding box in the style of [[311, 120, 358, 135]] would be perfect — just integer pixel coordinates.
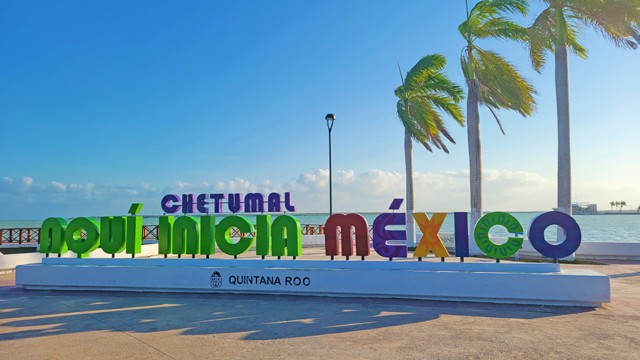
[[0, 252, 639, 359]]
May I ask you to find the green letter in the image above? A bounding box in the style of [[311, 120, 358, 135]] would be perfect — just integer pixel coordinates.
[[158, 216, 174, 255], [100, 217, 127, 254], [474, 212, 524, 259], [65, 217, 100, 258], [173, 216, 200, 255], [255, 215, 271, 256], [200, 215, 216, 255], [272, 215, 301, 257], [39, 218, 68, 254], [126, 215, 142, 255], [215, 216, 254, 256]]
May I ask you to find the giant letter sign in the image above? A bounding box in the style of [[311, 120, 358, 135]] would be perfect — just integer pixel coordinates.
[[528, 211, 581, 259], [65, 217, 100, 258], [39, 218, 68, 254], [474, 212, 523, 259], [413, 213, 450, 258], [324, 214, 370, 258], [271, 215, 302, 257], [372, 213, 407, 258], [100, 216, 127, 254], [215, 216, 255, 256]]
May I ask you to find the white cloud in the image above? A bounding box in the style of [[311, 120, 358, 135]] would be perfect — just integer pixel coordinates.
[[0, 168, 604, 218], [226, 178, 258, 193], [51, 181, 67, 191], [335, 170, 355, 184], [295, 169, 329, 190], [285, 168, 555, 212], [175, 180, 191, 190], [3, 177, 13, 184]]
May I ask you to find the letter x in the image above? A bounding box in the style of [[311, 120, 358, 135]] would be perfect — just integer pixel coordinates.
[[413, 213, 450, 258]]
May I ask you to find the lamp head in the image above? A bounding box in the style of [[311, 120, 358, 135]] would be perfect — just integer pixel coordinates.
[[325, 113, 336, 131]]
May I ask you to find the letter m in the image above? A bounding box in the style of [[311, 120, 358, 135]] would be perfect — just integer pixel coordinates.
[[324, 214, 370, 257], [244, 193, 265, 213]]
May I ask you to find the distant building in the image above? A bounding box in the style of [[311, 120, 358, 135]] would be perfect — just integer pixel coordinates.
[[572, 202, 598, 214]]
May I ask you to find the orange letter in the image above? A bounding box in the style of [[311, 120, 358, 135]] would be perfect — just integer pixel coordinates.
[[413, 213, 450, 258]]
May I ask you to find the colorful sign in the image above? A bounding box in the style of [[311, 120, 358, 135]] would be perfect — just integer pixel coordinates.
[[39, 196, 582, 260], [161, 192, 296, 214]]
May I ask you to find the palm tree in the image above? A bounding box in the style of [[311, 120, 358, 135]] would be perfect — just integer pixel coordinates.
[[620, 200, 627, 211], [395, 54, 464, 246], [615, 201, 621, 210], [460, 0, 537, 231], [527, 0, 640, 215], [610, 201, 615, 210]]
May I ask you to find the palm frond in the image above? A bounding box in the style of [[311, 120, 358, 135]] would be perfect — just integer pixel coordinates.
[[474, 16, 529, 41], [395, 54, 465, 154], [571, 0, 640, 49], [527, 6, 557, 71], [472, 48, 538, 116], [486, 105, 507, 135], [528, 0, 640, 70], [405, 54, 447, 88]]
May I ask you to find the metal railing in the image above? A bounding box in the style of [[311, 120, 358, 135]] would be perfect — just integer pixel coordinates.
[[0, 228, 40, 245], [0, 224, 330, 245]]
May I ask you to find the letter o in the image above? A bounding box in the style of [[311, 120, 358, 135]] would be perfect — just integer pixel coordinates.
[[303, 277, 310, 286], [528, 211, 581, 259]]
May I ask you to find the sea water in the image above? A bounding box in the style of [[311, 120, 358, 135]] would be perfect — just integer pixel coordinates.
[[1, 212, 638, 243]]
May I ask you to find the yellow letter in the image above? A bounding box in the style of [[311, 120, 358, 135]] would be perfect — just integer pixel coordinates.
[[413, 213, 450, 258]]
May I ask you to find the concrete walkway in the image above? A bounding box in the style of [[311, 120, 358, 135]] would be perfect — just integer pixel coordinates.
[[1, 258, 639, 359]]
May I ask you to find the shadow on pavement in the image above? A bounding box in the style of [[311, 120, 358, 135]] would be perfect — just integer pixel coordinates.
[[0, 287, 594, 342], [610, 271, 640, 279]]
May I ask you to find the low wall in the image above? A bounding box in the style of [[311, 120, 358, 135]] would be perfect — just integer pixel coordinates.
[[3, 234, 640, 271], [16, 258, 611, 307], [0, 242, 159, 271]]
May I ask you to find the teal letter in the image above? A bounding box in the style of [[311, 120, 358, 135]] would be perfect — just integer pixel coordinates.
[[215, 216, 254, 256], [272, 215, 301, 257], [39, 218, 68, 254], [65, 217, 100, 258]]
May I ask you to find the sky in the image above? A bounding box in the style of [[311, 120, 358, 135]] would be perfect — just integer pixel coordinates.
[[0, 0, 638, 219]]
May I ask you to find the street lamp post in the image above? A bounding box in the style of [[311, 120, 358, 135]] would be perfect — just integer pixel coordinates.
[[325, 113, 336, 216]]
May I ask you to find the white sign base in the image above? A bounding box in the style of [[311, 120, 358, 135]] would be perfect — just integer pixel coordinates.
[[15, 258, 610, 307]]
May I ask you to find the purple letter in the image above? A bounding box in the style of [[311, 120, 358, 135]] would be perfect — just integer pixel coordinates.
[[197, 194, 209, 214], [284, 192, 296, 212], [209, 193, 225, 213], [161, 194, 180, 214], [372, 213, 407, 258], [267, 193, 281, 212]]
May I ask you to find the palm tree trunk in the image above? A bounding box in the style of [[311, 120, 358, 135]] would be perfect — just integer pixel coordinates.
[[555, 44, 572, 216], [404, 129, 416, 246], [466, 81, 482, 238]]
